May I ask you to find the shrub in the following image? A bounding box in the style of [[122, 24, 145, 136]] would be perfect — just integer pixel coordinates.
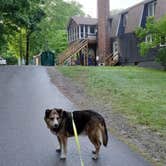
[[156, 48, 166, 70], [3, 54, 18, 65]]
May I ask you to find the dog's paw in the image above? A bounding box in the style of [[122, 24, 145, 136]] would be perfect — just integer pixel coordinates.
[[60, 154, 66, 160], [92, 150, 96, 154], [92, 154, 98, 160], [56, 148, 61, 153]]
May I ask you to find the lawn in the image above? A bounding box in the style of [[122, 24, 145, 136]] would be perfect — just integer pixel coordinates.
[[57, 66, 166, 135]]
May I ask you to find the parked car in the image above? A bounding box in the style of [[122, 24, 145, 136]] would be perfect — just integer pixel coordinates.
[[0, 57, 7, 65]]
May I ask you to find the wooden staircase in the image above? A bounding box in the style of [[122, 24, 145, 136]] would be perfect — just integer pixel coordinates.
[[105, 53, 119, 66], [59, 39, 88, 65]]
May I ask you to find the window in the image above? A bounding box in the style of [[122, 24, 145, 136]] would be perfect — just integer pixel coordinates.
[[113, 41, 118, 55], [81, 26, 84, 38], [122, 13, 128, 27], [90, 26, 95, 34], [85, 26, 88, 37], [147, 1, 156, 16], [145, 34, 153, 43], [160, 36, 166, 47]]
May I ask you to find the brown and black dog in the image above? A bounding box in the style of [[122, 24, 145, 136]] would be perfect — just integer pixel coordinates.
[[44, 108, 108, 160]]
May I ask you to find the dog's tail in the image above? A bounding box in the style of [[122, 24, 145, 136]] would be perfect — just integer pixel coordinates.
[[101, 119, 108, 147]]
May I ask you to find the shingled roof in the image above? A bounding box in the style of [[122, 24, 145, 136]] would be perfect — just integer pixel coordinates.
[[67, 0, 165, 37], [110, 0, 166, 37], [71, 16, 98, 25], [124, 2, 144, 33]]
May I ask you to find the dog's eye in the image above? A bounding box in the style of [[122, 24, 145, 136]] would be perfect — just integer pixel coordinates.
[[57, 117, 60, 120], [50, 118, 54, 120]]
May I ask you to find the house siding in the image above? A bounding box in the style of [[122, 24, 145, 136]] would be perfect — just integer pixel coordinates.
[[155, 0, 166, 19], [64, 0, 166, 66], [117, 33, 157, 64]]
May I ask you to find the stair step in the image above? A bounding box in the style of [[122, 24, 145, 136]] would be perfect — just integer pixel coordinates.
[[59, 39, 88, 64]]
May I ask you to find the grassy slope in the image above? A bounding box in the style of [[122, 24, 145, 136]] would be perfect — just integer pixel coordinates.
[[57, 66, 166, 135]]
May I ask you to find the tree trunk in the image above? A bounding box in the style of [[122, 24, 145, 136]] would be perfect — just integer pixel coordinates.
[[19, 31, 23, 65], [25, 32, 30, 65]]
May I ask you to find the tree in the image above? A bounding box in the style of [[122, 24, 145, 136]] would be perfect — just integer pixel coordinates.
[[31, 0, 84, 60], [23, 7, 45, 65], [135, 16, 166, 69], [0, 0, 84, 64], [0, 0, 45, 65], [0, 0, 30, 48]]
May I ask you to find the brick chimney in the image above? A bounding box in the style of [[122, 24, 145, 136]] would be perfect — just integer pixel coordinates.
[[97, 0, 110, 65]]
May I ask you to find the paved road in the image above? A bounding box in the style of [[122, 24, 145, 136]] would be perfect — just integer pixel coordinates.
[[0, 66, 151, 166]]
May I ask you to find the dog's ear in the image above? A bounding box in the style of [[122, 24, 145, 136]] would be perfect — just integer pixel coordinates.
[[62, 110, 67, 118], [56, 108, 63, 116], [56, 108, 68, 117], [45, 109, 51, 118]]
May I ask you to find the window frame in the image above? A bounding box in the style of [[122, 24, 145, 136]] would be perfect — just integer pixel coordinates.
[[160, 36, 166, 47], [147, 1, 156, 17], [145, 34, 153, 43], [113, 41, 119, 55]]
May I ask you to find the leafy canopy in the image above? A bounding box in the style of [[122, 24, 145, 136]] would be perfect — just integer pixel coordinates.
[[0, 0, 84, 64], [135, 16, 166, 55]]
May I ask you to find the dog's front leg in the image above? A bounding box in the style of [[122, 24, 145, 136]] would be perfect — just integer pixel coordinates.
[[56, 136, 61, 153], [60, 136, 67, 160]]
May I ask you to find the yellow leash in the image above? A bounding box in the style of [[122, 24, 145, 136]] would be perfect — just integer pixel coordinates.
[[71, 112, 84, 166]]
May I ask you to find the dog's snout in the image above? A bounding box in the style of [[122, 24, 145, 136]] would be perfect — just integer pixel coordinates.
[[54, 124, 58, 128]]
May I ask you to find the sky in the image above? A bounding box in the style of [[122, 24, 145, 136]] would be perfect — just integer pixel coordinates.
[[66, 0, 143, 18]]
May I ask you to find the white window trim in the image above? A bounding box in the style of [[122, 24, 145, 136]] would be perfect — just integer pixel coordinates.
[[145, 34, 153, 43], [147, 2, 155, 17], [160, 36, 166, 47], [116, 17, 121, 36], [113, 41, 119, 55], [139, 6, 145, 26]]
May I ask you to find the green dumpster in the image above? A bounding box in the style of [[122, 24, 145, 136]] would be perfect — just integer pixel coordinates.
[[41, 51, 55, 66]]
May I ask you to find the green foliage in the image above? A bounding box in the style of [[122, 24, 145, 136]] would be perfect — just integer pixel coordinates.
[[49, 30, 68, 58], [7, 28, 26, 58], [139, 42, 154, 55], [31, 0, 84, 57], [135, 16, 166, 67], [0, 0, 84, 64], [2, 54, 18, 65], [156, 48, 166, 70], [0, 0, 46, 64]]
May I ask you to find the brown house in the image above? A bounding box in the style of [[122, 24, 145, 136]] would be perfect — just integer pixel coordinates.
[[59, 0, 166, 66]]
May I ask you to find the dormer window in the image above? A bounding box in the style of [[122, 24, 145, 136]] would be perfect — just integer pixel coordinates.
[[118, 12, 128, 36], [122, 13, 128, 27], [147, 1, 156, 16]]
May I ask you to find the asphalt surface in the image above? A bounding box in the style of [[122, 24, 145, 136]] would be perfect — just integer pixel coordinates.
[[0, 66, 151, 166]]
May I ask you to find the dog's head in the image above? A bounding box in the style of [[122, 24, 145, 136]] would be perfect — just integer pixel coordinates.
[[44, 108, 65, 130]]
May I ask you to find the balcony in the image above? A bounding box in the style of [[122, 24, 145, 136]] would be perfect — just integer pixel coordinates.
[[68, 25, 97, 44]]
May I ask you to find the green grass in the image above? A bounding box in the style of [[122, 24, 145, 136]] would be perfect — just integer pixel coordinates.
[[57, 66, 166, 134]]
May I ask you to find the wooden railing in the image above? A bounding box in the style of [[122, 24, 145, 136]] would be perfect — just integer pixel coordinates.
[[105, 53, 119, 66], [59, 39, 88, 65]]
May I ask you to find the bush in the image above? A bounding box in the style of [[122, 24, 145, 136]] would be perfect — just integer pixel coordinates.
[[156, 48, 166, 70], [3, 55, 18, 65]]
